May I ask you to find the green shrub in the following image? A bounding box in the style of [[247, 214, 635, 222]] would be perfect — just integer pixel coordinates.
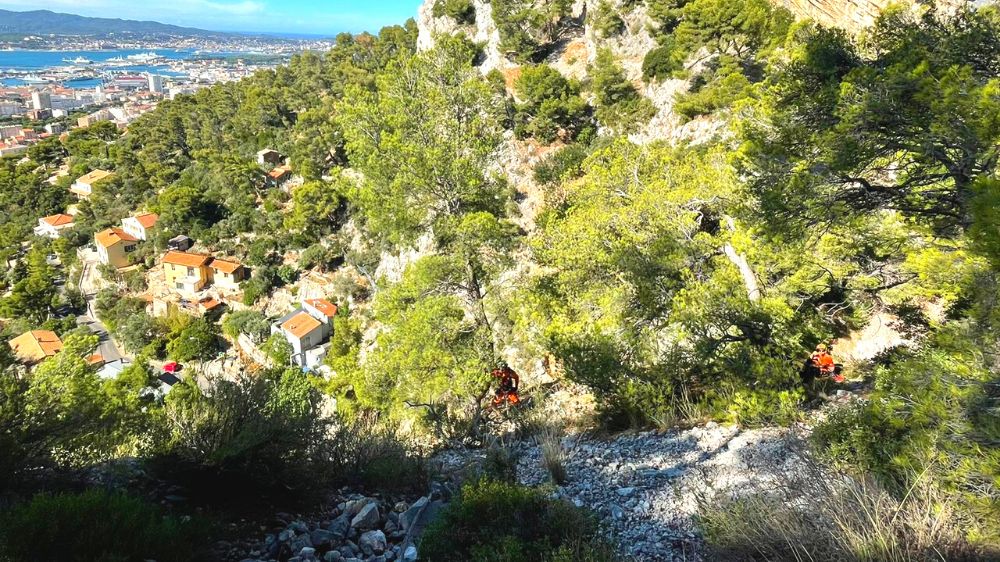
[[591, 1, 625, 38], [419, 479, 617, 562], [262, 332, 292, 365], [642, 42, 682, 81], [165, 317, 221, 362], [812, 341, 1000, 541], [514, 65, 592, 143], [221, 309, 270, 343], [433, 0, 476, 25], [162, 369, 332, 490], [0, 489, 209, 562], [674, 62, 751, 121], [533, 142, 591, 185], [590, 48, 656, 132]]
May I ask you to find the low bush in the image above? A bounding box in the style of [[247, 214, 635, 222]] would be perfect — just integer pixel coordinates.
[[812, 342, 1000, 540], [0, 489, 210, 562], [419, 479, 617, 562], [642, 42, 682, 81]]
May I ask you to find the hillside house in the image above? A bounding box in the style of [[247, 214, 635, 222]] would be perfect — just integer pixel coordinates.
[[271, 298, 337, 369], [121, 212, 158, 241], [70, 169, 115, 198], [256, 148, 281, 166], [208, 258, 247, 292], [95, 227, 139, 268], [266, 164, 292, 187], [8, 330, 62, 365], [34, 213, 74, 238], [163, 251, 213, 295]]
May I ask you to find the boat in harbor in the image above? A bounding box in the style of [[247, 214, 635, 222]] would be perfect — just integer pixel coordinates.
[[62, 56, 93, 65], [126, 52, 164, 63], [20, 74, 50, 84]]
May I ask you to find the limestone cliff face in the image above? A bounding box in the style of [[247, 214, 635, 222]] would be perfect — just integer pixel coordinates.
[[774, 0, 968, 32]]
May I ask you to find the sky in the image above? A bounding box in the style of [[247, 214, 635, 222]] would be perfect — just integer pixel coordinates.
[[0, 0, 425, 36]]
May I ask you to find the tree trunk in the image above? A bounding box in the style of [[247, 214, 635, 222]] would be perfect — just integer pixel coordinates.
[[722, 216, 761, 302]]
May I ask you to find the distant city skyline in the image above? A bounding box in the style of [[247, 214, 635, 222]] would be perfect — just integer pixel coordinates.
[[0, 0, 425, 36]]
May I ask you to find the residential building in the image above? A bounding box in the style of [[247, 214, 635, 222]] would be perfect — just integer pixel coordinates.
[[77, 108, 111, 128], [266, 164, 292, 187], [34, 213, 74, 238], [8, 330, 62, 364], [208, 258, 247, 291], [71, 169, 115, 198], [162, 251, 213, 295], [121, 212, 158, 241], [303, 298, 338, 322], [272, 298, 337, 368], [26, 108, 51, 120], [44, 122, 65, 135], [148, 74, 164, 94], [30, 91, 51, 110], [0, 144, 27, 158], [256, 148, 281, 166], [95, 227, 139, 268]]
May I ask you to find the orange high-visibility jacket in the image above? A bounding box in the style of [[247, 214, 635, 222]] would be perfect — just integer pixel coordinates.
[[812, 352, 835, 374]]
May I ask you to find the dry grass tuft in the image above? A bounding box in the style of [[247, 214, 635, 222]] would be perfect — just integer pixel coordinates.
[[538, 424, 569, 485], [697, 459, 991, 562]]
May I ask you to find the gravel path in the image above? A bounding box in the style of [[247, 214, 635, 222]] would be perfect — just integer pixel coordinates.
[[513, 423, 810, 561]]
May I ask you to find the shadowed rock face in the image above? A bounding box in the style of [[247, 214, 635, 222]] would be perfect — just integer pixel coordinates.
[[773, 0, 968, 32]]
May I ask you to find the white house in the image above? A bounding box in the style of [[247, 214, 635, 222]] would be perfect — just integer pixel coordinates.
[[271, 298, 337, 369], [121, 212, 158, 241], [34, 213, 74, 238], [70, 169, 115, 198]]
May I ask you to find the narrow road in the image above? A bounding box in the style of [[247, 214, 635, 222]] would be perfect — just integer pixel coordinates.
[[76, 251, 124, 362], [76, 314, 122, 362]]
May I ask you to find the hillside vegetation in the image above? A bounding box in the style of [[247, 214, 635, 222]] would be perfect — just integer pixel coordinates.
[[1, 1, 998, 560]]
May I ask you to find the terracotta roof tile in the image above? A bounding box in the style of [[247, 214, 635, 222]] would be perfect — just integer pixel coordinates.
[[163, 251, 212, 267], [95, 227, 137, 248], [281, 311, 322, 339], [8, 330, 63, 362], [209, 258, 243, 274], [304, 298, 338, 318], [41, 213, 74, 227], [75, 169, 115, 185], [133, 212, 158, 228]]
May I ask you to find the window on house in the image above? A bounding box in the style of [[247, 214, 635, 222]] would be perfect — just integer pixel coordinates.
[[125, 245, 135, 252], [175, 282, 183, 289], [187, 266, 194, 276]]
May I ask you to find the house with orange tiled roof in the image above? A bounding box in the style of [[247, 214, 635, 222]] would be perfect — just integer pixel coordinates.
[[95, 227, 139, 268], [34, 213, 74, 238], [208, 257, 247, 291], [159, 250, 248, 297], [266, 164, 292, 187], [162, 251, 213, 295], [121, 212, 158, 241], [70, 169, 115, 198], [8, 330, 63, 364], [271, 298, 337, 368]]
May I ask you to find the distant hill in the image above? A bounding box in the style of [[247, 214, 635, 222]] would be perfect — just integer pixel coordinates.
[[0, 9, 232, 37]]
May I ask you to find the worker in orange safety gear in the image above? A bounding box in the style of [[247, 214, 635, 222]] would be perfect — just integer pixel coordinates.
[[491, 362, 520, 406]]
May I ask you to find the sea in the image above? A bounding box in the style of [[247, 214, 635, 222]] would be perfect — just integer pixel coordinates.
[[0, 49, 201, 88]]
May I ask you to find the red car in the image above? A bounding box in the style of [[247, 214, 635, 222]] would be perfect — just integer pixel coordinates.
[[162, 361, 182, 374]]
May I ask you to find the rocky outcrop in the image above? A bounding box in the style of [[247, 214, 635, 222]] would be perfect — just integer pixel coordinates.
[[774, 0, 968, 33], [236, 493, 434, 562], [417, 0, 508, 74]]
